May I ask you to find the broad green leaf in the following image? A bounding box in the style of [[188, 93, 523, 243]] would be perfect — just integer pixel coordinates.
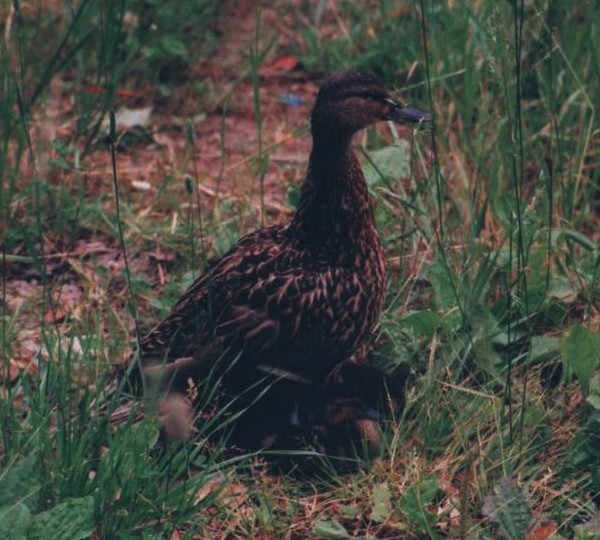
[[371, 482, 391, 523], [529, 335, 560, 363], [27, 496, 94, 540], [311, 518, 349, 539], [547, 277, 578, 303], [363, 143, 411, 186], [587, 373, 600, 411], [560, 325, 600, 394], [0, 454, 40, 509], [339, 504, 359, 518], [0, 502, 32, 540], [482, 477, 531, 540], [399, 310, 443, 338], [574, 513, 600, 538], [160, 35, 188, 57], [398, 476, 441, 538], [430, 258, 457, 312], [132, 419, 160, 450]]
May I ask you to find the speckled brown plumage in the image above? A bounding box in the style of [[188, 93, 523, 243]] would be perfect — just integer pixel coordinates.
[[128, 71, 429, 450]]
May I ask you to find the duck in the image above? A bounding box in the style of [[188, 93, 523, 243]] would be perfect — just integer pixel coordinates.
[[126, 70, 430, 450]]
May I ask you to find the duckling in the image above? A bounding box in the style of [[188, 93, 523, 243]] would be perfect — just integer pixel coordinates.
[[128, 71, 429, 445], [309, 361, 407, 459], [245, 361, 407, 456]]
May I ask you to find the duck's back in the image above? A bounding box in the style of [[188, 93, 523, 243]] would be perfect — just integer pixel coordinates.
[[139, 218, 386, 383]]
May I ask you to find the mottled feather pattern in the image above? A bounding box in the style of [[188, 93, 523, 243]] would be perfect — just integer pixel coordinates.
[[140, 193, 387, 382]]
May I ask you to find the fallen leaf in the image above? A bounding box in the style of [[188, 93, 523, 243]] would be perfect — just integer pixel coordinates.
[[131, 180, 152, 191], [148, 250, 176, 262], [312, 518, 349, 539], [4, 353, 38, 382], [101, 106, 153, 131], [263, 55, 298, 72], [371, 482, 391, 523], [525, 522, 558, 540], [44, 307, 66, 323], [390, 5, 411, 18]]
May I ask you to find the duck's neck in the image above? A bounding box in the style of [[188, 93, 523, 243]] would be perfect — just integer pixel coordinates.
[[289, 134, 379, 264]]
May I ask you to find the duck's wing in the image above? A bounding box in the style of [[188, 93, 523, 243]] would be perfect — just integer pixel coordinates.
[[133, 225, 309, 382], [136, 225, 289, 364], [132, 224, 373, 391]]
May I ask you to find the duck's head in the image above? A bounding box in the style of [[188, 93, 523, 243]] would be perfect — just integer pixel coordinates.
[[311, 70, 431, 141]]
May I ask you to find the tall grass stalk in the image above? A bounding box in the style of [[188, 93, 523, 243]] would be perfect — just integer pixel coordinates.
[[249, 7, 269, 227], [417, 0, 472, 344], [108, 110, 141, 350], [509, 0, 532, 450]]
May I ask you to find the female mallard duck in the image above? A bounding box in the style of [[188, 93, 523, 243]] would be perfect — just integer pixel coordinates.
[[130, 70, 429, 447]]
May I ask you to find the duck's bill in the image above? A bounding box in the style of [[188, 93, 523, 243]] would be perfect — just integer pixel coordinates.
[[384, 104, 432, 123]]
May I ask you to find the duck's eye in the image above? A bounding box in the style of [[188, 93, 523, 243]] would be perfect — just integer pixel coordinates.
[[357, 91, 387, 101], [334, 90, 387, 102]]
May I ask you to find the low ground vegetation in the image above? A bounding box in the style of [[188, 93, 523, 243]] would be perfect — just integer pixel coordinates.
[[1, 1, 600, 538]]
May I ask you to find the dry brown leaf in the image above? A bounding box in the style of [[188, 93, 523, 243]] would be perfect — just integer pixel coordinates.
[[390, 5, 411, 18], [261, 54, 299, 75], [3, 354, 38, 383], [525, 523, 558, 540], [44, 307, 66, 323]]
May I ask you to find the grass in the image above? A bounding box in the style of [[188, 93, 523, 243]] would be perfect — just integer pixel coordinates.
[[2, 0, 600, 537]]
